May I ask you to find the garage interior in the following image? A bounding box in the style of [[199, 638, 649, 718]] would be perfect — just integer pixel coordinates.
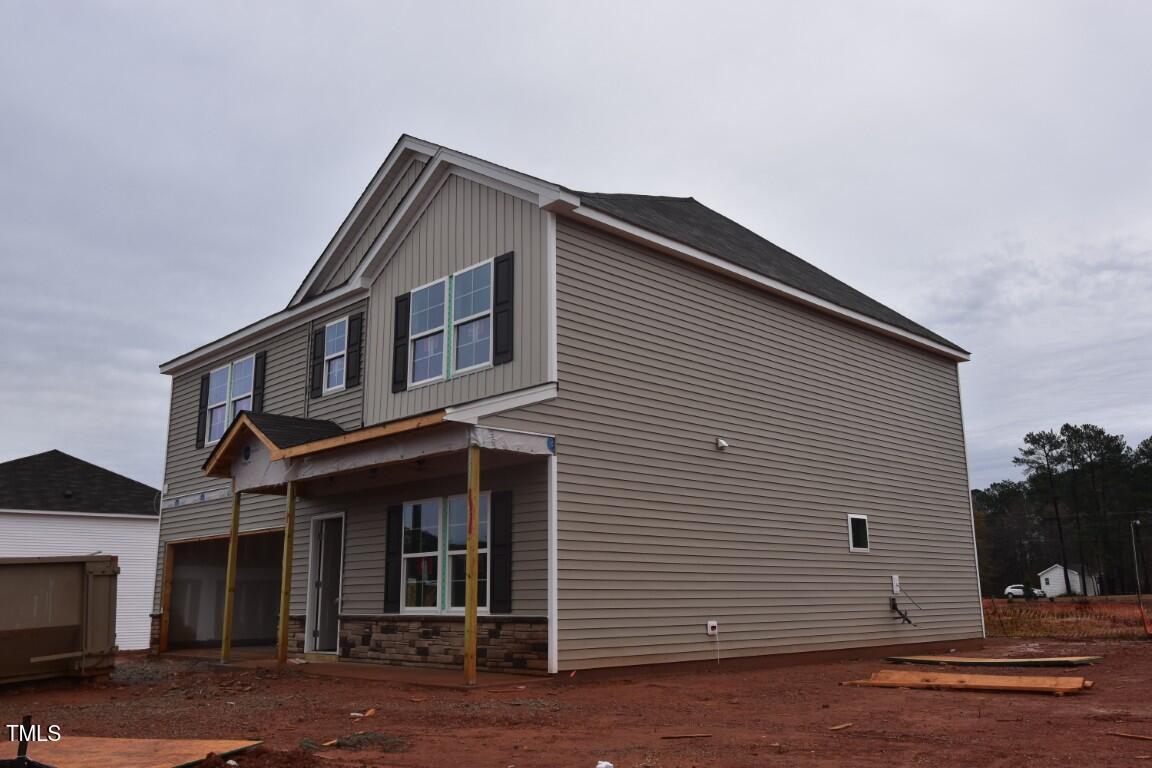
[[166, 531, 283, 648]]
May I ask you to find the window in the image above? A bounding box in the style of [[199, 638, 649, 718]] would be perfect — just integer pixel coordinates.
[[401, 493, 491, 612], [452, 262, 492, 373], [448, 494, 490, 609], [848, 514, 870, 552], [402, 499, 440, 609], [323, 318, 348, 393], [1044, 577, 1051, 586], [205, 355, 255, 445], [409, 280, 446, 385]]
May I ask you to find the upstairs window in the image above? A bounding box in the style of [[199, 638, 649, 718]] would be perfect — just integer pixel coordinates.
[[452, 261, 493, 373], [323, 318, 348, 393], [205, 355, 254, 445], [409, 280, 446, 385], [848, 514, 870, 552]]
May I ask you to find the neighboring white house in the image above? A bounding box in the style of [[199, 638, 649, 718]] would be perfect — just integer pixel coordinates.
[[1038, 564, 1100, 597], [0, 450, 159, 650]]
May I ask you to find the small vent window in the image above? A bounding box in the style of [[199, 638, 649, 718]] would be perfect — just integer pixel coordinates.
[[848, 514, 870, 552]]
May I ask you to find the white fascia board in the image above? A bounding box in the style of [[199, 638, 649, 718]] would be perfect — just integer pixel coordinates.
[[159, 281, 369, 375], [289, 135, 440, 306], [356, 149, 579, 286], [546, 453, 558, 674], [545, 211, 558, 381], [444, 383, 558, 425], [565, 207, 970, 363], [0, 508, 159, 522]]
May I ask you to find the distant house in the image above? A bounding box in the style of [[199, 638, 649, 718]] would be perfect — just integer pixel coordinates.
[[1038, 564, 1099, 597], [0, 450, 159, 650]]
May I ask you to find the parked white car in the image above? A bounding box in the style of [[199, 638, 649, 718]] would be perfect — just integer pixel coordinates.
[[1004, 584, 1047, 599]]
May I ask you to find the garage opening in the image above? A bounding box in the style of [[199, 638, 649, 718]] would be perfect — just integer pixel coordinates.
[[166, 531, 283, 649]]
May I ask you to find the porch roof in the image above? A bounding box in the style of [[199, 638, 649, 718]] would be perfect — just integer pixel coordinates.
[[204, 409, 554, 494]]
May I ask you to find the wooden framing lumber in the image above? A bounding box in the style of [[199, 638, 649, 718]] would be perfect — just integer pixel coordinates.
[[276, 481, 296, 664], [463, 443, 480, 686], [844, 669, 1092, 695], [887, 655, 1102, 668], [220, 488, 241, 664]]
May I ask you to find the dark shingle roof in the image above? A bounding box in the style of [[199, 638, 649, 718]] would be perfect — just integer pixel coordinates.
[[572, 192, 966, 354], [246, 412, 345, 449], [0, 450, 159, 516]]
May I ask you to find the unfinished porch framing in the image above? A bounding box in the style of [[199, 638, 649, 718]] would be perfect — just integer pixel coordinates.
[[196, 409, 556, 682]]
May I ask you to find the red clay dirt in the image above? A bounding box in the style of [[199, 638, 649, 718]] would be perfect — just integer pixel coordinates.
[[3, 638, 1152, 767]]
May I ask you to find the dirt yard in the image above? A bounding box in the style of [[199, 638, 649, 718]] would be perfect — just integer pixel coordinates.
[[985, 596, 1152, 640], [3, 639, 1152, 767]]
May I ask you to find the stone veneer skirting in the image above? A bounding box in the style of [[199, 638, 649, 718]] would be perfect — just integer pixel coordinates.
[[339, 615, 548, 673]]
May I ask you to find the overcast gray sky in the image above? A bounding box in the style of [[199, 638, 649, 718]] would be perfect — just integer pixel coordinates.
[[1, 1, 1149, 490]]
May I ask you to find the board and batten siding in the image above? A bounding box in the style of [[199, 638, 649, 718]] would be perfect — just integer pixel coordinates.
[[0, 511, 159, 650], [363, 173, 550, 425], [305, 299, 368, 431], [316, 158, 428, 294], [483, 218, 983, 670]]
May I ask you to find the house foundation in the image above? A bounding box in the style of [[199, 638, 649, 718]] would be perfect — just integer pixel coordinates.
[[339, 615, 548, 673]]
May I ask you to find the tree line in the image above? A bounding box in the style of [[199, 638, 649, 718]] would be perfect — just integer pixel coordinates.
[[972, 424, 1152, 597]]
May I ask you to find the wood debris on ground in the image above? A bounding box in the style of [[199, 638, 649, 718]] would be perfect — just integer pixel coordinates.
[[843, 669, 1093, 695], [828, 723, 853, 731], [1110, 732, 1152, 742], [886, 655, 1103, 668], [660, 733, 712, 739]]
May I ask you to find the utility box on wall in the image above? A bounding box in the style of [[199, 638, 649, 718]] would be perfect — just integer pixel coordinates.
[[0, 555, 119, 684]]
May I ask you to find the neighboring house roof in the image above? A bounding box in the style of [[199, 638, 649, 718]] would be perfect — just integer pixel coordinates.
[[1038, 564, 1082, 578], [572, 192, 964, 353], [245, 412, 346, 450], [0, 450, 159, 516]]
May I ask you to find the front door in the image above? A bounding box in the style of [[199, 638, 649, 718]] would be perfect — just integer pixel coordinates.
[[311, 516, 344, 652]]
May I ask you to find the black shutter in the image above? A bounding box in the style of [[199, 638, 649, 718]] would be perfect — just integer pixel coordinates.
[[492, 251, 514, 365], [194, 374, 210, 449], [391, 293, 410, 393], [489, 490, 513, 614], [346, 313, 364, 389], [384, 504, 403, 613], [251, 351, 267, 413], [309, 327, 325, 399]]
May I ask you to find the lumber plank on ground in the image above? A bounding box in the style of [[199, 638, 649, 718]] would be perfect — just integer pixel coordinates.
[[26, 737, 261, 768], [886, 655, 1103, 668], [844, 669, 1091, 695]]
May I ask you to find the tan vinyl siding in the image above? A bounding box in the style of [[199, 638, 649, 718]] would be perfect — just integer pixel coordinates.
[[363, 173, 549, 425], [313, 158, 428, 296], [155, 323, 309, 611], [287, 462, 547, 616], [305, 300, 368, 430], [155, 463, 547, 617], [484, 218, 982, 670]]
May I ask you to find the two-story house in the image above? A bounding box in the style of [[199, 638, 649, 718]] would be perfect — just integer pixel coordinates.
[[152, 135, 984, 674]]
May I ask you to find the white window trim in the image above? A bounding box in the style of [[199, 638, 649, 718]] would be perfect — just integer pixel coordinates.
[[847, 513, 870, 553], [321, 316, 349, 395], [205, 354, 255, 447], [399, 492, 492, 615], [450, 259, 495, 376], [400, 497, 443, 613], [408, 277, 448, 388], [444, 491, 492, 614]]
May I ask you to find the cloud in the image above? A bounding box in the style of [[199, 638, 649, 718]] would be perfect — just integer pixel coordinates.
[[1, 1, 1151, 491]]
